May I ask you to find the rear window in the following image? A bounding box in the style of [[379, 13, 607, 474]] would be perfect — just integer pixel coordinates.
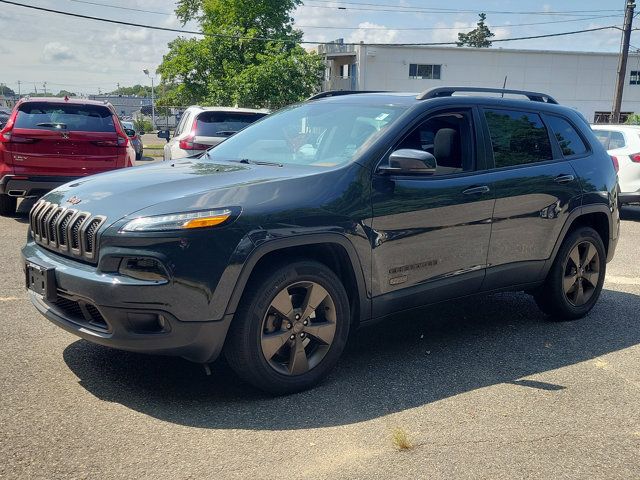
[[14, 103, 115, 132], [195, 111, 266, 137]]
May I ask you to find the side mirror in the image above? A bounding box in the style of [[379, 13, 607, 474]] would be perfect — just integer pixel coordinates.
[[124, 128, 136, 138], [379, 149, 437, 175], [157, 129, 170, 141], [139, 130, 145, 136]]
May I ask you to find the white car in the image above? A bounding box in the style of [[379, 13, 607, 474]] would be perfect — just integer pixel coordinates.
[[158, 106, 268, 161], [591, 124, 640, 204]]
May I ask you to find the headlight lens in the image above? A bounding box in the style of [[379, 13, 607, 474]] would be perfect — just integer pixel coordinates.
[[120, 208, 232, 232]]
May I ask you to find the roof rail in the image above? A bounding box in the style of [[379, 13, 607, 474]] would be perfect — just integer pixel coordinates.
[[307, 90, 384, 101], [416, 87, 558, 104]]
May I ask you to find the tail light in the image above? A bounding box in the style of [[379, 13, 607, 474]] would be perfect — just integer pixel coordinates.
[[179, 118, 209, 150], [112, 115, 129, 147], [0, 109, 18, 143], [630, 153, 640, 163], [611, 155, 619, 173]]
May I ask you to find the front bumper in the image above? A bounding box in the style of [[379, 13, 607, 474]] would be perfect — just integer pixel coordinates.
[[22, 244, 232, 363], [0, 175, 80, 198]]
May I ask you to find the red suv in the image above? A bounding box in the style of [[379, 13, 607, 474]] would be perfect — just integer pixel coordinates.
[[0, 97, 135, 216]]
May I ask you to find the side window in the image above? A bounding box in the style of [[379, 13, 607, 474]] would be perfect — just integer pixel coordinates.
[[484, 109, 553, 168], [609, 131, 626, 150], [545, 116, 588, 157], [174, 112, 189, 136], [394, 110, 475, 175]]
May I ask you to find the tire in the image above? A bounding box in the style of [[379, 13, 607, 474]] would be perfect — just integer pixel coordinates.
[[535, 226, 606, 321], [0, 194, 17, 217], [225, 260, 351, 395], [136, 151, 142, 160]]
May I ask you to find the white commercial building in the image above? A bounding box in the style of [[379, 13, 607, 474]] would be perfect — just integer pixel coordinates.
[[319, 42, 640, 123]]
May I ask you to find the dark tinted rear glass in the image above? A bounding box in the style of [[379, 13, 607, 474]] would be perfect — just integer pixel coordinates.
[[14, 102, 115, 132], [484, 109, 553, 168], [196, 111, 266, 137], [545, 116, 588, 156]]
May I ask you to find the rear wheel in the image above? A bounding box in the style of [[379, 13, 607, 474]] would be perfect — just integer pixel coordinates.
[[225, 260, 350, 395], [0, 194, 17, 216], [535, 227, 606, 320]]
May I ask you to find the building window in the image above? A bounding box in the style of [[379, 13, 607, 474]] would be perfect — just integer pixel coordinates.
[[409, 63, 441, 80], [631, 71, 640, 85]]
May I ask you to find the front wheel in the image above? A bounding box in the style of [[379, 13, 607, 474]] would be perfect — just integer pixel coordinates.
[[225, 260, 350, 395], [535, 227, 606, 320]]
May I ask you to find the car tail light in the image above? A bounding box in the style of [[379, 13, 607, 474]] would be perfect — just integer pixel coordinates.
[[112, 115, 129, 147], [179, 118, 209, 150], [0, 109, 18, 143], [611, 155, 619, 173], [630, 153, 640, 163]]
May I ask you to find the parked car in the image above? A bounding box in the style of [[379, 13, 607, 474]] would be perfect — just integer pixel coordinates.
[[158, 106, 268, 160], [0, 108, 11, 129], [591, 124, 640, 204], [122, 121, 144, 160], [22, 87, 619, 394], [0, 97, 135, 216]]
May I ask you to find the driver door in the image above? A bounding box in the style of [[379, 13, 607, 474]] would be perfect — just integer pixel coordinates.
[[370, 107, 496, 316]]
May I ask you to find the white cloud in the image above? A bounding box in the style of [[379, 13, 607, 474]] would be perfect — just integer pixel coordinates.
[[348, 22, 398, 44], [42, 42, 75, 62]]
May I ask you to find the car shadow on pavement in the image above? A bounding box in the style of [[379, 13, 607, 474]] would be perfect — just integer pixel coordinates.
[[620, 205, 640, 221], [63, 288, 640, 430]]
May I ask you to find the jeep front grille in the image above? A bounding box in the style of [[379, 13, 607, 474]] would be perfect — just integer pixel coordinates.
[[29, 200, 107, 262]]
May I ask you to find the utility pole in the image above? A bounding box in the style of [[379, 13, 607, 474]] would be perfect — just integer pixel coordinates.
[[17, 80, 21, 97], [612, 0, 635, 123], [43, 81, 47, 96]]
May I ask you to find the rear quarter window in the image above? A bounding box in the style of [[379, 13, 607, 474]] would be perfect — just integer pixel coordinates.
[[545, 116, 588, 157], [14, 103, 115, 132], [196, 111, 266, 137]]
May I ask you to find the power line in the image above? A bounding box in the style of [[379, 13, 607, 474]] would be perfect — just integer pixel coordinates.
[[302, 1, 622, 17], [299, 15, 622, 31], [59, 0, 621, 31], [0, 0, 623, 47]]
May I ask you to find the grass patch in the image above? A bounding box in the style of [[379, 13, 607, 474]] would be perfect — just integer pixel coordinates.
[[143, 143, 166, 149], [391, 427, 414, 451]]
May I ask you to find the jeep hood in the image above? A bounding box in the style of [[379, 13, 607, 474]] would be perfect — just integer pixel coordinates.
[[40, 158, 320, 222]]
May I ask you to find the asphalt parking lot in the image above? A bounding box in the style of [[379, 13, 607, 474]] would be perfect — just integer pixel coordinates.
[[1, 201, 639, 479]]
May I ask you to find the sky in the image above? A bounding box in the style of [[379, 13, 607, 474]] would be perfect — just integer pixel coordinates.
[[0, 0, 633, 96]]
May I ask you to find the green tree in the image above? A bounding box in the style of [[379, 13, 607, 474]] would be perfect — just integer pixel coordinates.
[[110, 84, 151, 97], [456, 13, 495, 48], [57, 90, 77, 97], [0, 84, 16, 96], [157, 0, 324, 109]]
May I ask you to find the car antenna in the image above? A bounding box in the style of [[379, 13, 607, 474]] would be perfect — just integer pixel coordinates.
[[501, 76, 508, 98]]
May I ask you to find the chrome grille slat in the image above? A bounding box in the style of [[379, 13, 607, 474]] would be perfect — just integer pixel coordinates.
[[29, 201, 106, 263]]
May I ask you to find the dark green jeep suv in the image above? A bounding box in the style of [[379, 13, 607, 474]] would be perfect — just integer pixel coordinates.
[[22, 87, 619, 394]]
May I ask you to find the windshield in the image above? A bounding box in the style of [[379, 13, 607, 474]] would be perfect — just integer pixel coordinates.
[[196, 111, 266, 136], [14, 102, 116, 132], [207, 102, 406, 167]]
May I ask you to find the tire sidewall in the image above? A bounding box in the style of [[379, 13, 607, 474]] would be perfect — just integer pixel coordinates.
[[233, 261, 350, 393]]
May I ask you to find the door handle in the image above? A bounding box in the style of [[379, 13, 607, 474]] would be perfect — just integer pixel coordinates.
[[554, 174, 575, 184], [462, 185, 490, 195]]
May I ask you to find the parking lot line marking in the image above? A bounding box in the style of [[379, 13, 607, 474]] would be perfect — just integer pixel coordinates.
[[0, 296, 22, 302]]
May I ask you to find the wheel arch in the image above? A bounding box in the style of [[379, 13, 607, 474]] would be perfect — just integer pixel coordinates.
[[224, 234, 371, 325], [543, 204, 613, 277]]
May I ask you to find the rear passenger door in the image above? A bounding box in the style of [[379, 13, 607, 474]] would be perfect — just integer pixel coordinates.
[[480, 108, 584, 290]]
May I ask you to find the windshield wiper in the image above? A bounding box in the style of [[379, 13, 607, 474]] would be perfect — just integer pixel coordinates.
[[237, 158, 283, 167]]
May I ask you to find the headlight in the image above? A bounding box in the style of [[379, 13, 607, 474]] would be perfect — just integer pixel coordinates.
[[120, 208, 233, 232]]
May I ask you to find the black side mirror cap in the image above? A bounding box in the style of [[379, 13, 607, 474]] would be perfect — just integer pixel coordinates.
[[157, 130, 170, 140], [379, 149, 437, 175]]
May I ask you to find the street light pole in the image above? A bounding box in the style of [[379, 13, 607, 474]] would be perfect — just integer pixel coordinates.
[[143, 69, 156, 131]]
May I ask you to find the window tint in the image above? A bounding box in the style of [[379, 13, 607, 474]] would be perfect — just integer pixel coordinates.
[[484, 109, 553, 168], [545, 116, 587, 156], [196, 111, 267, 137], [609, 131, 626, 149], [14, 103, 115, 132], [395, 111, 474, 175]]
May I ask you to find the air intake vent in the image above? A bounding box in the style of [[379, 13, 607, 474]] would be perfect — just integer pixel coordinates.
[[29, 201, 107, 263]]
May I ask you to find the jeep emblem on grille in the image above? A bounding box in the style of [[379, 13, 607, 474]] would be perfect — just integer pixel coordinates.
[[66, 196, 82, 205]]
